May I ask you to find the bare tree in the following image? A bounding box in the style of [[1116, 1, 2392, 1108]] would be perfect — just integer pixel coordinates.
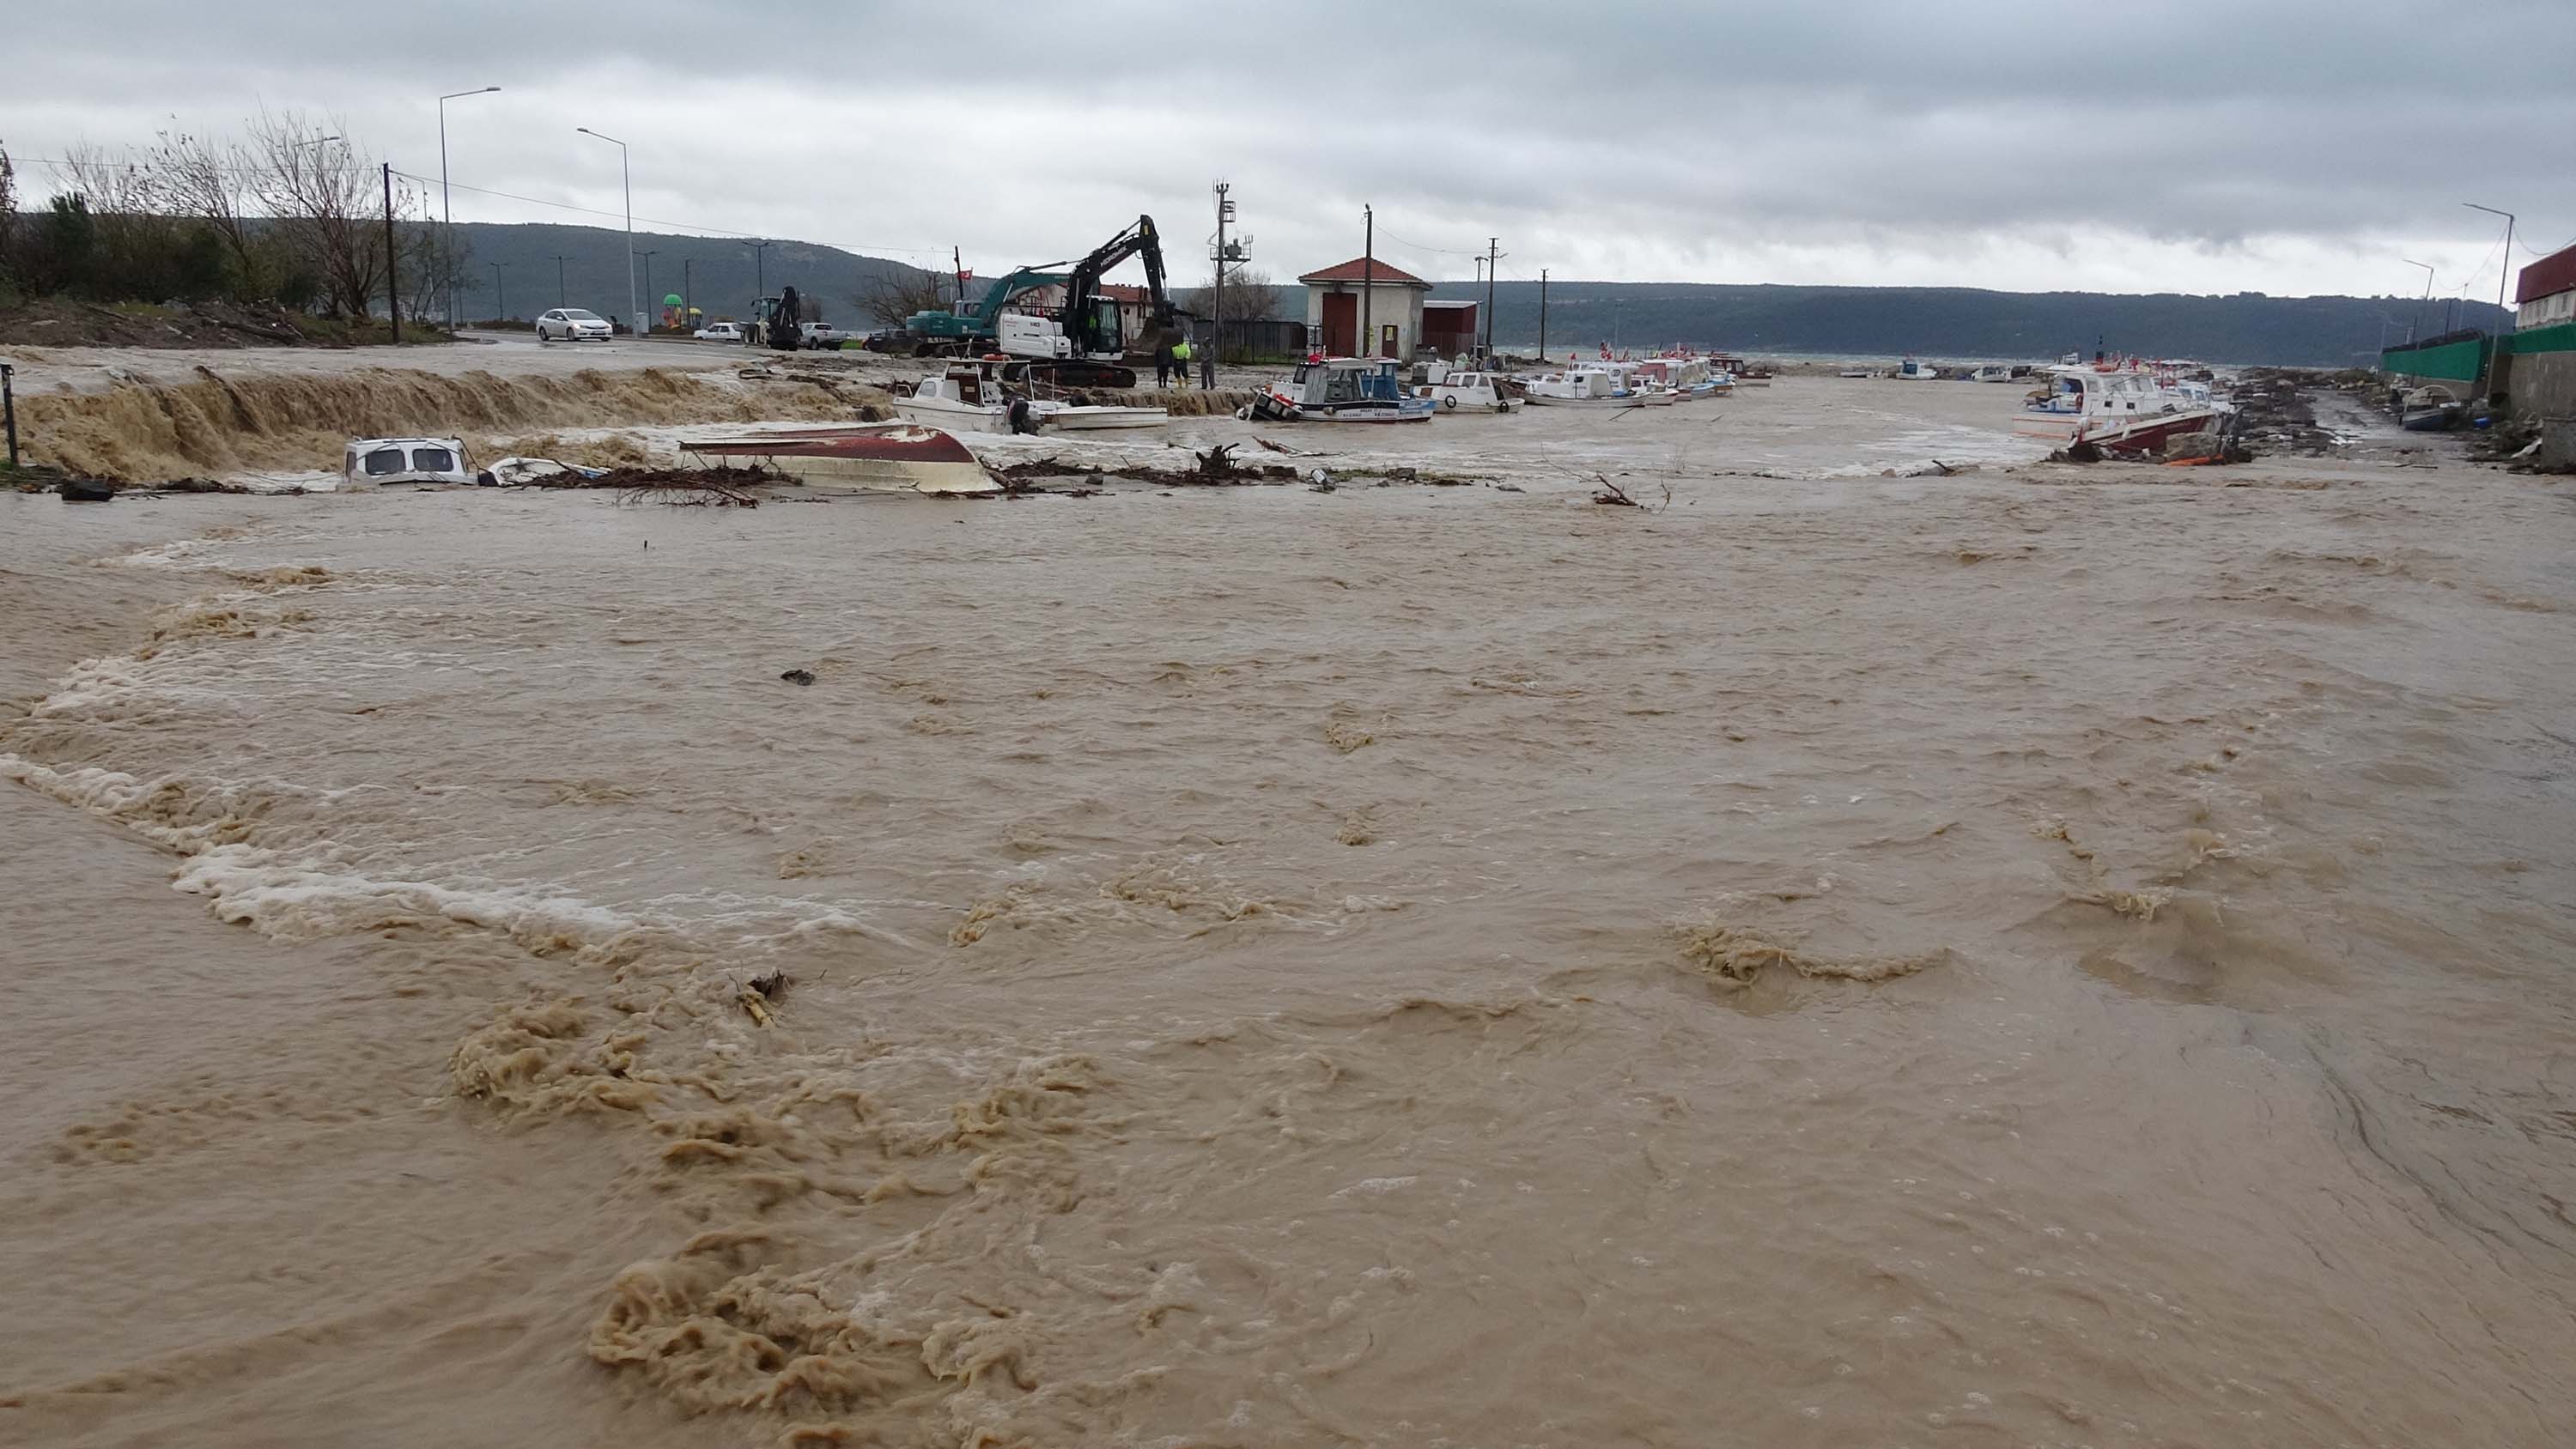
[[0, 137, 15, 282], [246, 108, 401, 318], [147, 124, 264, 287], [856, 267, 951, 329], [1182, 266, 1284, 322]]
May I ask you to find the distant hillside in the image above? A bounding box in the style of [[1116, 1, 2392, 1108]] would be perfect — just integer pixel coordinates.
[[442, 222, 933, 326], [436, 222, 2501, 366], [1426, 281, 2508, 368]]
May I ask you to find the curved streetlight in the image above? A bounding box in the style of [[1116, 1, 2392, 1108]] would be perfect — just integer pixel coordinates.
[[2464, 203, 2515, 323], [575, 127, 637, 337], [2401, 258, 2435, 343], [438, 86, 501, 330]]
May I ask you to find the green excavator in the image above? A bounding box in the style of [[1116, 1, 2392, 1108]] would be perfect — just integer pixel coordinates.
[[888, 215, 1179, 389]]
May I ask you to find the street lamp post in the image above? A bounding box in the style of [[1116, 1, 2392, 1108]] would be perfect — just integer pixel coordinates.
[[2402, 258, 2436, 343], [438, 86, 500, 331], [2464, 203, 2516, 323], [489, 260, 508, 322], [641, 250, 659, 333], [576, 127, 638, 336]]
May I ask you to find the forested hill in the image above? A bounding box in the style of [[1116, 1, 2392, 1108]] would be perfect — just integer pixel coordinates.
[[1425, 281, 2507, 367], [444, 222, 931, 325], [441, 221, 2498, 367]]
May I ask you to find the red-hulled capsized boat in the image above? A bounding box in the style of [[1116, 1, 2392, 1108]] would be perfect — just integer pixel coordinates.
[[678, 424, 1000, 494]]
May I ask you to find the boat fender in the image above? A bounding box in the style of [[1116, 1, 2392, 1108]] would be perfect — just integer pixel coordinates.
[[1441, 395, 1458, 410]]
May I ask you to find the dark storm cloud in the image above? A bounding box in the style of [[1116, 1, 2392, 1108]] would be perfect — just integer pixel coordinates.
[[10, 0, 2570, 294]]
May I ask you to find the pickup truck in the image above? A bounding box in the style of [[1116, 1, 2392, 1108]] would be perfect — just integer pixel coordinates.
[[798, 322, 854, 350]]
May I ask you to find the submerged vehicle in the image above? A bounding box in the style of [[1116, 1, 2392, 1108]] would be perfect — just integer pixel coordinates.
[[342, 437, 473, 488], [1246, 356, 1436, 422]]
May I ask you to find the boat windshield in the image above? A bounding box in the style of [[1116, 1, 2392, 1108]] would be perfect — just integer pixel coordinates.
[[1324, 368, 1365, 403]]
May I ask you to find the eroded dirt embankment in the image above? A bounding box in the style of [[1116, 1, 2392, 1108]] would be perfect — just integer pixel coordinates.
[[15, 365, 879, 481]]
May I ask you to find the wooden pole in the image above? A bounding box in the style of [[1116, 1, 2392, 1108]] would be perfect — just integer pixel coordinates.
[[3, 363, 18, 469], [1362, 205, 1373, 358]]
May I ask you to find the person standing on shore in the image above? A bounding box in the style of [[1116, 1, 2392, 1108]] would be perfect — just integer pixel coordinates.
[[1198, 331, 1217, 391], [1155, 336, 1176, 389], [1171, 335, 1194, 391]]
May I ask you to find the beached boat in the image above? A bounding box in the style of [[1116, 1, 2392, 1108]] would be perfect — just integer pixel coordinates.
[[1838, 366, 1876, 379], [2011, 365, 2230, 455], [1969, 364, 2016, 384], [1522, 370, 1641, 408], [1245, 357, 1436, 422], [1893, 358, 1942, 381], [2398, 385, 2464, 433], [892, 364, 1166, 433], [1420, 367, 1521, 413], [679, 424, 999, 494]]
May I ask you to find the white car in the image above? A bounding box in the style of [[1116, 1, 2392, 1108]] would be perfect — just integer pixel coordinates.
[[694, 321, 745, 343], [537, 307, 613, 342]]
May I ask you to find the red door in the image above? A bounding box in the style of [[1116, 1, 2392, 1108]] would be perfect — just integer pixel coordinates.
[[1321, 293, 1356, 357], [1380, 324, 1400, 359]]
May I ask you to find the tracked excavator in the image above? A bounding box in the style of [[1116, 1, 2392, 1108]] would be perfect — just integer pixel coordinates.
[[890, 215, 1180, 389]]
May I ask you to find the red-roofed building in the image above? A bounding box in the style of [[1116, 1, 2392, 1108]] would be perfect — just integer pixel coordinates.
[[1298, 257, 1433, 361]]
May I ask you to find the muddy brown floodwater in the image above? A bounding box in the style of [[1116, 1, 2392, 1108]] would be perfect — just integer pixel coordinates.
[[2, 376, 2572, 1448]]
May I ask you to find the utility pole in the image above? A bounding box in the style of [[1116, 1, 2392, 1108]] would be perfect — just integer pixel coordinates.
[[1362, 204, 1374, 359], [1485, 237, 1498, 360], [641, 250, 659, 330], [1212, 179, 1231, 366], [550, 253, 570, 306], [1539, 268, 1549, 361], [750, 239, 774, 302], [381, 162, 402, 343], [3, 363, 19, 470], [489, 261, 507, 321], [682, 258, 691, 331]]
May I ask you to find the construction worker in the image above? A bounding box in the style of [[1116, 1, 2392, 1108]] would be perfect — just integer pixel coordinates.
[[1155, 336, 1176, 389], [1198, 333, 1217, 391], [1171, 335, 1194, 390]]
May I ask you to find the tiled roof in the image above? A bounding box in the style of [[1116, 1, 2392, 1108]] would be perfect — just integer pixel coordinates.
[[1297, 258, 1431, 287]]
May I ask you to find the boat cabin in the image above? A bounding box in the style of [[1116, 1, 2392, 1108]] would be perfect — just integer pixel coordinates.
[[1280, 356, 1412, 406]]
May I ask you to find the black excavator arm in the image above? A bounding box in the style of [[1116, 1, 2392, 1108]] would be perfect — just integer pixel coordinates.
[[1060, 215, 1177, 359]]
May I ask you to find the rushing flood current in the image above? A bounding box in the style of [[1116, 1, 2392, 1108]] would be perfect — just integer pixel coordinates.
[[3, 379, 2573, 1447]]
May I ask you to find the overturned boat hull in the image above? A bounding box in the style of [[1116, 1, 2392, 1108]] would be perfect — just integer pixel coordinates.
[[679, 425, 999, 494]]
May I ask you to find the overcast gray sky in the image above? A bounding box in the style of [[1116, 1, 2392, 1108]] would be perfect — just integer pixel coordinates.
[[9, 0, 2570, 300]]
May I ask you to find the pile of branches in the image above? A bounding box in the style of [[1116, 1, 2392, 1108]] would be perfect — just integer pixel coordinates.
[[585, 465, 766, 506]]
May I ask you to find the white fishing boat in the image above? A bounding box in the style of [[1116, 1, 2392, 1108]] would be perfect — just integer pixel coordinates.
[[1522, 370, 1642, 408], [1970, 364, 2016, 384], [679, 424, 1000, 494], [1244, 357, 1437, 422], [1421, 367, 1521, 413], [2012, 364, 2231, 455], [1838, 366, 1876, 379], [1578, 362, 1679, 404], [1894, 358, 1942, 381], [892, 365, 1167, 433]]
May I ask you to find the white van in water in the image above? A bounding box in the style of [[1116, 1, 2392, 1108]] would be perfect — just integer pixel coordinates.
[[342, 437, 472, 489]]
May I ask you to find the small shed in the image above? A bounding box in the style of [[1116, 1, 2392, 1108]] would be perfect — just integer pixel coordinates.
[[1422, 300, 1479, 360], [1299, 258, 1432, 361]]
